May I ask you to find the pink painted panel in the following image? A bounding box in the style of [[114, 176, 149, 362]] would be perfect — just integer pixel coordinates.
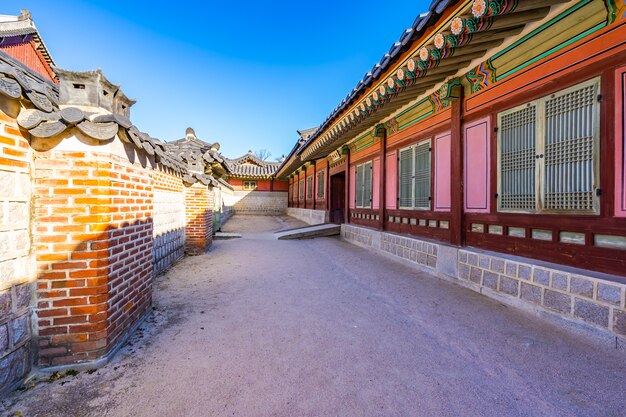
[[385, 151, 397, 210], [349, 165, 356, 209], [372, 157, 380, 209], [464, 117, 491, 213], [434, 132, 451, 211], [616, 67, 626, 217]]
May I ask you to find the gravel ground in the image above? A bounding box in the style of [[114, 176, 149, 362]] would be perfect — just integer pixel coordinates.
[[2, 215, 625, 417]]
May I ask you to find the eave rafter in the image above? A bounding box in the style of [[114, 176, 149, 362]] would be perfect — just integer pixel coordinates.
[[298, 0, 568, 162]]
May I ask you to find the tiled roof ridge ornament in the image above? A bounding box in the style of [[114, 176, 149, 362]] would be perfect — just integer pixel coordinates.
[[185, 127, 196, 141], [18, 9, 32, 21]]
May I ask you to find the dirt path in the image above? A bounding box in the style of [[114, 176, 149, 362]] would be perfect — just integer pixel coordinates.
[[2, 215, 625, 417]]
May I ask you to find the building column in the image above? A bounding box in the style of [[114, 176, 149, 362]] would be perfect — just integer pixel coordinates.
[[375, 124, 387, 230], [325, 159, 330, 212], [450, 87, 464, 246], [312, 162, 316, 209], [344, 146, 351, 224]]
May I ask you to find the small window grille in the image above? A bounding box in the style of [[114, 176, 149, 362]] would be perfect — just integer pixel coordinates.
[[299, 179, 304, 199]]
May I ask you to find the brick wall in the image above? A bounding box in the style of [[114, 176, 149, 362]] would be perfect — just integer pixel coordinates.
[[32, 150, 158, 367], [185, 183, 214, 255], [0, 115, 34, 393]]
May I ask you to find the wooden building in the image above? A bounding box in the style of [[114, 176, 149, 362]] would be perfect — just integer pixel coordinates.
[[278, 0, 626, 337]]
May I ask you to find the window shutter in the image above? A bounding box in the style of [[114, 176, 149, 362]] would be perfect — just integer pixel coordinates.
[[399, 147, 413, 208], [356, 164, 364, 207], [317, 171, 324, 199], [414, 141, 431, 209], [544, 83, 597, 212], [500, 105, 537, 211], [364, 161, 372, 208], [616, 67, 626, 217], [307, 176, 313, 199]]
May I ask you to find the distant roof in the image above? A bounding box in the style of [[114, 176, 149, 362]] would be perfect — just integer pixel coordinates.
[[164, 127, 224, 173], [225, 151, 280, 179], [0, 10, 55, 69]]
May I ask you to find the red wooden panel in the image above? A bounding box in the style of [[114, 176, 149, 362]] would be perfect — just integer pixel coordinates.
[[434, 131, 451, 211], [349, 165, 356, 209], [616, 66, 626, 217], [385, 151, 397, 210], [372, 157, 380, 210], [464, 117, 491, 213]]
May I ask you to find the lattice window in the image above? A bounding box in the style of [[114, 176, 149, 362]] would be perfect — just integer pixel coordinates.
[[299, 179, 304, 199], [306, 176, 313, 199], [497, 78, 599, 214], [399, 147, 413, 208], [414, 141, 431, 209], [355, 161, 372, 208], [317, 171, 324, 199], [499, 104, 536, 210], [544, 84, 596, 212], [243, 181, 257, 190], [399, 140, 431, 210]]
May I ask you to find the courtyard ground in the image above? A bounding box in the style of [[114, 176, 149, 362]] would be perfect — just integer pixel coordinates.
[[1, 215, 625, 417]]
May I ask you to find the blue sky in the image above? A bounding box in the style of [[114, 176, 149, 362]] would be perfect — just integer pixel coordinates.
[[10, 1, 428, 159]]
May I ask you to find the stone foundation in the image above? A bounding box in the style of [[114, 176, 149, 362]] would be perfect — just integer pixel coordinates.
[[286, 208, 327, 225], [341, 224, 626, 342]]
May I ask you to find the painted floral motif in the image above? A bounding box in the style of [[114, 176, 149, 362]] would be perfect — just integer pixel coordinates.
[[387, 78, 396, 89], [365, 97, 372, 107], [359, 103, 366, 112], [434, 33, 446, 49], [397, 68, 405, 80], [450, 16, 464, 36], [419, 47, 430, 62], [472, 0, 487, 18], [372, 91, 379, 102], [379, 85, 387, 96], [407, 58, 417, 72]]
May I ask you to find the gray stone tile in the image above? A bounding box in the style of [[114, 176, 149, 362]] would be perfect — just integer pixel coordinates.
[[483, 271, 498, 290], [12, 314, 29, 345], [500, 277, 520, 296], [573, 299, 609, 328], [521, 283, 542, 304], [518, 265, 532, 281], [470, 267, 483, 284], [505, 262, 517, 278], [533, 268, 550, 286], [613, 310, 626, 337], [571, 276, 594, 299], [551, 273, 568, 291], [544, 290, 571, 314], [491, 259, 505, 274], [597, 283, 621, 306]]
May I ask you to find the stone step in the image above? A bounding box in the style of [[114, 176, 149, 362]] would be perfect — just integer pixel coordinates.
[[275, 224, 341, 240]]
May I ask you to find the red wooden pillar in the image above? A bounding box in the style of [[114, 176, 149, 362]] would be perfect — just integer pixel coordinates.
[[450, 88, 464, 246], [375, 124, 387, 230], [325, 159, 330, 212], [312, 161, 316, 209], [344, 146, 351, 224]]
